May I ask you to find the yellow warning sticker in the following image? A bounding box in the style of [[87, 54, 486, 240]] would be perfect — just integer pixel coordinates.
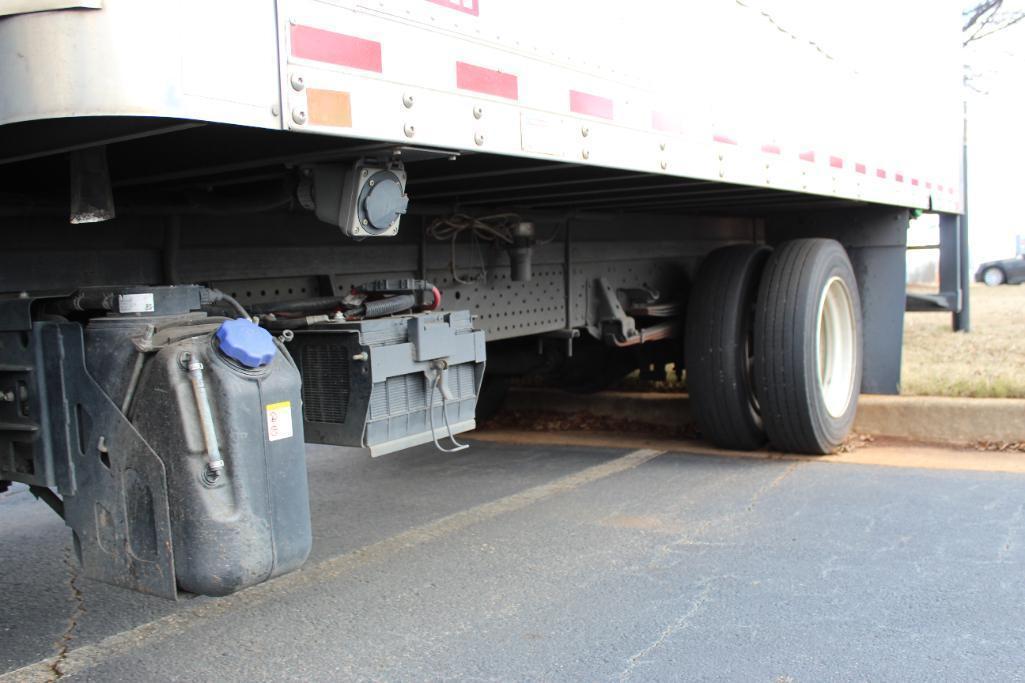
[[266, 401, 293, 442]]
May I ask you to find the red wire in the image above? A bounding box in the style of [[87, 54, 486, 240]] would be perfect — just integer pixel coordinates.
[[429, 286, 442, 311]]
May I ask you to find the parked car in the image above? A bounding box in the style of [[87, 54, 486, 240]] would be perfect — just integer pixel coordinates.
[[975, 256, 1025, 286]]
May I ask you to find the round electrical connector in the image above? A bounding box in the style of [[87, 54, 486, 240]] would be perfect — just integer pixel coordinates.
[[358, 170, 409, 234]]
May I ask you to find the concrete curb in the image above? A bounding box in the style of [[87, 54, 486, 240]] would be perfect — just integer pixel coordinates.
[[504, 388, 1025, 445]]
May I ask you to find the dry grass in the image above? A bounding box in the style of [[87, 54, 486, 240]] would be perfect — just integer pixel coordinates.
[[901, 284, 1025, 398]]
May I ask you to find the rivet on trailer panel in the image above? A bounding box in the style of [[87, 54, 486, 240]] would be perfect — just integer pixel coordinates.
[[473, 105, 483, 119], [404, 123, 416, 138], [290, 74, 305, 92], [291, 108, 307, 125], [402, 93, 415, 108], [474, 132, 485, 146]]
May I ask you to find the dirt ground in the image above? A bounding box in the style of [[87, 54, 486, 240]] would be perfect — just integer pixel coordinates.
[[902, 283, 1025, 398]]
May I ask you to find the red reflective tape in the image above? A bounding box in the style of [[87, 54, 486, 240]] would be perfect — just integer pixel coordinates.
[[651, 111, 682, 133], [855, 163, 866, 174], [456, 62, 518, 99], [799, 150, 816, 162], [713, 134, 738, 145], [876, 168, 887, 179], [829, 156, 844, 169], [895, 173, 904, 183], [569, 90, 613, 120], [761, 144, 781, 155], [290, 25, 382, 73], [911, 178, 920, 186], [427, 0, 479, 16]]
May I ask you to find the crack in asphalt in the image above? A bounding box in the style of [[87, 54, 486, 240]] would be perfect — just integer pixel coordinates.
[[746, 462, 800, 512], [47, 544, 85, 681], [618, 578, 717, 681]]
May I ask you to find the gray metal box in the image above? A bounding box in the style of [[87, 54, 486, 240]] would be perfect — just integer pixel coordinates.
[[292, 311, 485, 456]]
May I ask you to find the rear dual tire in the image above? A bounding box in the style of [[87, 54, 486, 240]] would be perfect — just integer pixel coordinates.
[[754, 239, 862, 454], [685, 245, 770, 450], [686, 239, 862, 455]]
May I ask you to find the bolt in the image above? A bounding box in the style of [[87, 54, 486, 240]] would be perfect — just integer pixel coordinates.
[[473, 105, 483, 119], [290, 73, 305, 91], [368, 179, 375, 187], [291, 108, 307, 125], [403, 93, 415, 108], [474, 132, 485, 146], [362, 218, 369, 225], [404, 123, 416, 138], [659, 142, 666, 151], [270, 103, 280, 116], [581, 126, 589, 137], [362, 169, 369, 177], [581, 149, 590, 160], [353, 351, 369, 361]]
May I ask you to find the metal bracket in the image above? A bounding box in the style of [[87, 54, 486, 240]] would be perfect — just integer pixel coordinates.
[[36, 322, 177, 598], [589, 277, 682, 347], [592, 277, 638, 345]]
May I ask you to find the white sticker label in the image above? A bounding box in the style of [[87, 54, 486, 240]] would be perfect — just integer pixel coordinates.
[[118, 293, 155, 314], [520, 113, 568, 158], [266, 401, 293, 442]]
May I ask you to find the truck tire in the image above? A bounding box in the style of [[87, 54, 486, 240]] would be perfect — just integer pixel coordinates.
[[754, 238, 862, 454], [685, 244, 771, 450]]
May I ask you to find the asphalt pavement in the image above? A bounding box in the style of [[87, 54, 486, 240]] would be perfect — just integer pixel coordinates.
[[2, 433, 1024, 681]]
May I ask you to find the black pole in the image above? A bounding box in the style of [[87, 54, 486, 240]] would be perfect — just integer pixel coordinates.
[[954, 98, 971, 332]]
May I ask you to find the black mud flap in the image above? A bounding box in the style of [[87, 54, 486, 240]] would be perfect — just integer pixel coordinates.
[[39, 323, 177, 599]]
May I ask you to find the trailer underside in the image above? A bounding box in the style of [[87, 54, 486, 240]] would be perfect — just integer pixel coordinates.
[[1, 118, 911, 598]]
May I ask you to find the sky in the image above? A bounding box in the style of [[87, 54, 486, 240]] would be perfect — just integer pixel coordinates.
[[963, 0, 1025, 265]]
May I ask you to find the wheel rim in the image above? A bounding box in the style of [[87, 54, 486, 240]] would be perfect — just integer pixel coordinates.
[[983, 268, 1004, 286], [816, 276, 857, 418]]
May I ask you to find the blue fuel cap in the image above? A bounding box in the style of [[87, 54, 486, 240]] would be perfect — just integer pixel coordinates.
[[215, 318, 277, 368]]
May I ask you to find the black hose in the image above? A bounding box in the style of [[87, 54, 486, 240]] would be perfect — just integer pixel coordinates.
[[248, 296, 345, 315], [261, 317, 316, 330], [363, 294, 416, 318], [204, 289, 250, 320]]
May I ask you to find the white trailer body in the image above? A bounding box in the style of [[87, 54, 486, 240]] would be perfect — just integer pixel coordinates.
[[0, 0, 962, 212]]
